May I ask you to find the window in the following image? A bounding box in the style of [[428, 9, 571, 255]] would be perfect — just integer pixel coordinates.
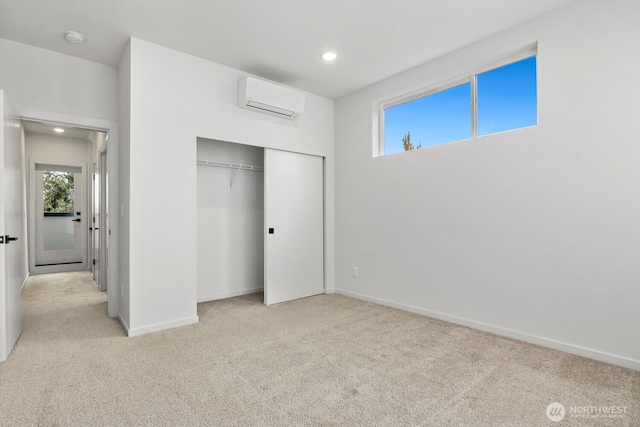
[[384, 83, 471, 155], [379, 51, 537, 156], [42, 170, 75, 214], [477, 56, 537, 136]]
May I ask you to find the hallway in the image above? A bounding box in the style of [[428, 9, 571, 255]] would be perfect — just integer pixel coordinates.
[[0, 271, 124, 424], [21, 271, 118, 339]]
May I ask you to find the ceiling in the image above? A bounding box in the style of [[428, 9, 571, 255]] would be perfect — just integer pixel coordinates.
[[23, 120, 96, 140], [0, 0, 576, 99]]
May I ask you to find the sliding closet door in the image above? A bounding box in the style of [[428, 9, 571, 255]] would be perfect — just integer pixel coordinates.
[[264, 149, 323, 306]]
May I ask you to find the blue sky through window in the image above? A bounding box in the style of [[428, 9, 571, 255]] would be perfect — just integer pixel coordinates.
[[384, 83, 470, 154], [382, 55, 537, 155], [477, 56, 537, 136]]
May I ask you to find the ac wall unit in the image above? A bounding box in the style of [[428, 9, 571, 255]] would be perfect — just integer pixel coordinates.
[[238, 77, 305, 120]]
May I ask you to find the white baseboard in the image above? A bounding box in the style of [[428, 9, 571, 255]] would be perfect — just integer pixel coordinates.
[[197, 287, 263, 303], [126, 316, 199, 337], [30, 263, 89, 275], [336, 289, 640, 371], [21, 273, 30, 291], [117, 315, 130, 336]]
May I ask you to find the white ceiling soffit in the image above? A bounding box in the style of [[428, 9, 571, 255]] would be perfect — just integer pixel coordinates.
[[0, 0, 577, 99], [22, 121, 96, 141]]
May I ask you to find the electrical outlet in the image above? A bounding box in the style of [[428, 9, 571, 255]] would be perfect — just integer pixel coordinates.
[[352, 267, 358, 277]]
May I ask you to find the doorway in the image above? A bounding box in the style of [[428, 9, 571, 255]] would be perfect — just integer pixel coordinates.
[[23, 121, 109, 280], [20, 115, 117, 318]]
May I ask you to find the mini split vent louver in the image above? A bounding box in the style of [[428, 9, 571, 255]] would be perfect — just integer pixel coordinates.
[[237, 77, 305, 120]]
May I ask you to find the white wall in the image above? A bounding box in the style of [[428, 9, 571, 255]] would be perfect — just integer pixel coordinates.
[[25, 132, 92, 165], [0, 38, 117, 121], [334, 0, 640, 370], [197, 138, 264, 302], [120, 38, 334, 336], [117, 43, 131, 329]]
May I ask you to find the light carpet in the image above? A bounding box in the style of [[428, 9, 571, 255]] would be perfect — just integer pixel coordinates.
[[0, 271, 638, 426]]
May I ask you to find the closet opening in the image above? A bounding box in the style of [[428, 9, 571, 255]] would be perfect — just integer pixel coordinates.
[[197, 138, 265, 303], [196, 137, 325, 307]]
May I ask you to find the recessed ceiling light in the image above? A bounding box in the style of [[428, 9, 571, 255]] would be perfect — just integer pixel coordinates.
[[53, 127, 65, 133], [65, 31, 85, 44], [322, 51, 337, 61]]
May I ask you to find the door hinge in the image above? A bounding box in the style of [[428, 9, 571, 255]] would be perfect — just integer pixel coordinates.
[[93, 259, 96, 265]]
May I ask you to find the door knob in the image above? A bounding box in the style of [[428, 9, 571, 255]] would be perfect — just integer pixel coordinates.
[[4, 235, 18, 244], [72, 218, 81, 222]]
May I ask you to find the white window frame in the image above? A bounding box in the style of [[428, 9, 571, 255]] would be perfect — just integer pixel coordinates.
[[376, 44, 537, 157]]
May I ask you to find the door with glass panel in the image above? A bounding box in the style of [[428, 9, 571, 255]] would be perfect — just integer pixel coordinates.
[[33, 163, 86, 270]]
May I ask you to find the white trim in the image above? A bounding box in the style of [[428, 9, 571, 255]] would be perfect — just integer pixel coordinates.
[[30, 265, 90, 275], [20, 273, 30, 291], [382, 76, 471, 111], [197, 287, 263, 303], [17, 108, 114, 133], [336, 288, 640, 371], [117, 315, 130, 336], [377, 104, 385, 157], [471, 73, 478, 137], [126, 316, 199, 337]]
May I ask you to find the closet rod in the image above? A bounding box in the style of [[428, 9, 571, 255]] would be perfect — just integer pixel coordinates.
[[196, 159, 264, 172]]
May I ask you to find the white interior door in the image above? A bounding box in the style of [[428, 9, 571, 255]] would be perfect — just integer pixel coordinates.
[[264, 149, 323, 305], [32, 162, 86, 271], [1, 92, 23, 362], [92, 160, 101, 287], [98, 149, 108, 291]]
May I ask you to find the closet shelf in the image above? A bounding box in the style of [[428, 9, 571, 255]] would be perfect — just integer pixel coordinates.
[[196, 159, 264, 172]]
